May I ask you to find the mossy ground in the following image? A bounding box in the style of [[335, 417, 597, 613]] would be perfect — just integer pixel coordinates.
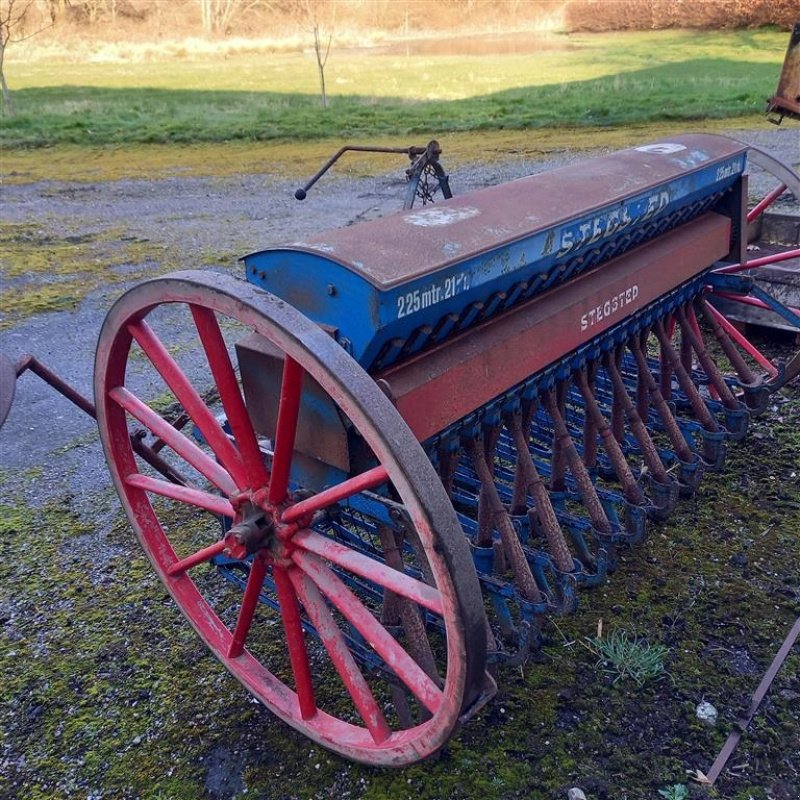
[[0, 116, 767, 186], [0, 221, 176, 329], [1, 365, 798, 800]]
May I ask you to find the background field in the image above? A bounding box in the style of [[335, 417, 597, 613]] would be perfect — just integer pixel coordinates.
[[1, 28, 790, 149]]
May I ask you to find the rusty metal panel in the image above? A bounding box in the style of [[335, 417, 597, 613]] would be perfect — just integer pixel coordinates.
[[281, 134, 746, 290], [378, 212, 732, 442], [236, 332, 351, 472], [767, 22, 800, 121]]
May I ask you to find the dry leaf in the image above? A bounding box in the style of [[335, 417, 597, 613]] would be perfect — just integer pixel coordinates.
[[687, 768, 712, 785]]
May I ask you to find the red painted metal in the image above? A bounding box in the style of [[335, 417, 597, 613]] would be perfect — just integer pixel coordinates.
[[293, 549, 444, 715], [379, 212, 732, 442], [282, 465, 388, 523], [125, 472, 234, 518], [228, 553, 269, 658], [273, 564, 317, 719], [747, 183, 788, 224], [94, 271, 487, 766], [290, 569, 391, 743], [268, 356, 304, 505], [110, 386, 236, 494], [291, 528, 444, 615], [191, 305, 270, 487], [128, 319, 249, 490], [713, 291, 800, 320], [715, 247, 800, 274], [167, 539, 228, 577], [702, 300, 778, 377]]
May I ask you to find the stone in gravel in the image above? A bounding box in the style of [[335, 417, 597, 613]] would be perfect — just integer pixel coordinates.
[[696, 701, 718, 726]]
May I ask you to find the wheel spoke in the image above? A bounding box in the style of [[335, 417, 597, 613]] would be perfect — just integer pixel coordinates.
[[125, 472, 235, 517], [290, 569, 391, 744], [167, 539, 228, 577], [228, 554, 268, 658], [128, 319, 249, 490], [747, 182, 787, 224], [702, 300, 778, 376], [293, 550, 443, 715], [190, 305, 269, 486], [292, 529, 444, 616], [109, 386, 236, 494], [715, 247, 800, 275], [273, 565, 317, 719], [281, 465, 389, 523], [268, 356, 304, 504]]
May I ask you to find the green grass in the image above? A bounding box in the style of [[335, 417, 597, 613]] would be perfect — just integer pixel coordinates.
[[0, 28, 787, 148], [585, 629, 669, 686]]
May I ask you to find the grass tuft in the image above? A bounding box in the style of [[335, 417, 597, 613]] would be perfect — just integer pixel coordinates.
[[585, 629, 669, 686]]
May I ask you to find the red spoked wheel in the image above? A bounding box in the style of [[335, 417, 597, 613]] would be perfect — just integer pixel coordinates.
[[701, 147, 800, 396], [94, 270, 488, 766], [706, 146, 800, 378]]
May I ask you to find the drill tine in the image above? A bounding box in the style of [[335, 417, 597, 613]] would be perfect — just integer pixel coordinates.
[[605, 349, 670, 484], [574, 369, 645, 507], [676, 304, 740, 410], [377, 525, 441, 687], [659, 314, 676, 400], [696, 298, 758, 386], [635, 355, 651, 423], [543, 388, 613, 535], [629, 333, 694, 463], [680, 318, 694, 375], [505, 407, 574, 574], [582, 363, 600, 468], [467, 436, 544, 604], [607, 358, 626, 445], [653, 318, 719, 432], [550, 383, 568, 491], [436, 445, 458, 498], [475, 425, 502, 548]]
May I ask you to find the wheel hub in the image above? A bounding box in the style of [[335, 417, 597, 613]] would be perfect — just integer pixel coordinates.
[[224, 492, 311, 561], [224, 510, 273, 560]]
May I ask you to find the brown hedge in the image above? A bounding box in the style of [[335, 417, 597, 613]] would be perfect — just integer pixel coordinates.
[[565, 0, 798, 32]]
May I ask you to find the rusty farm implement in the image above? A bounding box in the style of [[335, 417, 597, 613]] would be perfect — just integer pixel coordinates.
[[2, 134, 799, 767]]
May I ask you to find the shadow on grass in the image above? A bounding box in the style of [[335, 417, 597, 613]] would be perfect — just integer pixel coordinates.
[[1, 58, 778, 148]]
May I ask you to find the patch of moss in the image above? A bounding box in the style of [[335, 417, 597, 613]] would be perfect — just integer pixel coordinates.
[[0, 222, 173, 328], [0, 116, 763, 187]]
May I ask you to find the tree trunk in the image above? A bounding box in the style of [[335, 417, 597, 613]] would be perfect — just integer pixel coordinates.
[[0, 41, 13, 115], [313, 23, 330, 110]]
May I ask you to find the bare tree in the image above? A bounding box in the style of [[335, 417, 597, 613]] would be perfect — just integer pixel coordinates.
[[301, 0, 332, 109], [199, 0, 239, 34], [1, 0, 49, 114], [312, 19, 331, 109]]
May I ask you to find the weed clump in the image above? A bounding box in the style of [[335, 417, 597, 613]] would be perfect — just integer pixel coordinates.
[[585, 629, 668, 686]]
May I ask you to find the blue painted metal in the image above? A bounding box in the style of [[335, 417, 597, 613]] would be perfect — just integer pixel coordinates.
[[244, 134, 747, 370]]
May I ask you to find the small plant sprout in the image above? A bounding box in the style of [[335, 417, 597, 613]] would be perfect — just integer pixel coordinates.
[[658, 784, 689, 800], [585, 629, 668, 686]]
